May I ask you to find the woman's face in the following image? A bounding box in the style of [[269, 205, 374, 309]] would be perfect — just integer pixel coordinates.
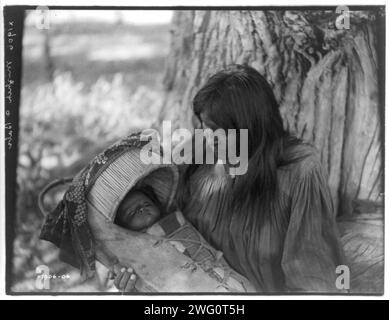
[[195, 112, 218, 130], [195, 112, 229, 161], [116, 191, 161, 231]]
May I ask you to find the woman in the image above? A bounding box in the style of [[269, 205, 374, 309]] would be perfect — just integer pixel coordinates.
[[173, 64, 346, 293]]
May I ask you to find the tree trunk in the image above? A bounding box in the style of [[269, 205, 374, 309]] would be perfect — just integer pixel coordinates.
[[43, 28, 54, 82], [159, 10, 384, 217]]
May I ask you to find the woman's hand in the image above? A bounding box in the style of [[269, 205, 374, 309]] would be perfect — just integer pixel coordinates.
[[109, 265, 138, 292]]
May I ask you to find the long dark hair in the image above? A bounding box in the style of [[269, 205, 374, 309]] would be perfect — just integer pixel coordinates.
[[188, 64, 303, 214]]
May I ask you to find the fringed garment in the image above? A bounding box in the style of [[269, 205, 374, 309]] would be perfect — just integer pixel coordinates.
[[176, 142, 346, 293]]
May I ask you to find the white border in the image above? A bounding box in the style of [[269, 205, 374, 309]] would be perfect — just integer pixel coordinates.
[[0, 0, 387, 6], [0, 0, 387, 300]]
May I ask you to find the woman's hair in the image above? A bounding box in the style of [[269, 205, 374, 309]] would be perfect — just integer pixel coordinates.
[[189, 64, 304, 214]]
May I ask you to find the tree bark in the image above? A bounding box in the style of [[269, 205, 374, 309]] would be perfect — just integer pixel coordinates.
[[159, 10, 384, 217]]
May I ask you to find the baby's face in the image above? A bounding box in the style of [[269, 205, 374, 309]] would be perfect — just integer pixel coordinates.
[[116, 191, 160, 231]]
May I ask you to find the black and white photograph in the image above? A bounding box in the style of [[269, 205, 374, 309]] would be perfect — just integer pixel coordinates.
[[2, 2, 385, 298]]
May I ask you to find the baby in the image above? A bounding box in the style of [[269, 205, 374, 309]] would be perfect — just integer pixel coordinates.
[[115, 186, 163, 232], [110, 185, 253, 293], [110, 186, 164, 292]]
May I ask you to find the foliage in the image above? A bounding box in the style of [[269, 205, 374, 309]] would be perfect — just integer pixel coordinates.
[[13, 16, 171, 291], [14, 61, 165, 292]]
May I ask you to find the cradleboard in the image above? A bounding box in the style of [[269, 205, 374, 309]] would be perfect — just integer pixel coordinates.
[[41, 141, 256, 293], [90, 208, 255, 293]]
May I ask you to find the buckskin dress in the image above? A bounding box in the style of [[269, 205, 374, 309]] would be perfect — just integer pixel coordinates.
[[176, 142, 346, 293]]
